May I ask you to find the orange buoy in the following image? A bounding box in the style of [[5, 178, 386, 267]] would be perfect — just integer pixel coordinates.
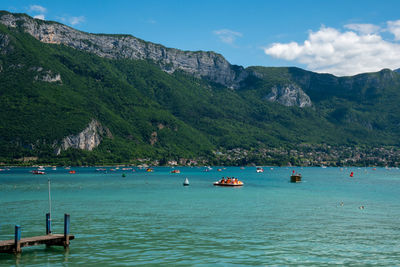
[[350, 171, 354, 177]]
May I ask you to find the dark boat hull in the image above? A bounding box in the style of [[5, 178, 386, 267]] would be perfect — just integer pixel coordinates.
[[290, 175, 301, 183]]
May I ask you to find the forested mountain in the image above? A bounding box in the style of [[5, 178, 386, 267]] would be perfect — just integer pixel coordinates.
[[1, 11, 400, 166]]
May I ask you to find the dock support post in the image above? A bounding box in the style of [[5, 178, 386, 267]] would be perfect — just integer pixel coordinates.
[[64, 214, 70, 247], [14, 225, 21, 253], [46, 213, 51, 235]]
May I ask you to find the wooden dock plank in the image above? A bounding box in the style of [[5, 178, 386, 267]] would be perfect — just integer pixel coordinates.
[[0, 234, 75, 253]]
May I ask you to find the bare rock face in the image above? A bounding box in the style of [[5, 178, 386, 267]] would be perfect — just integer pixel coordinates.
[[34, 70, 62, 83], [56, 119, 112, 155], [0, 12, 248, 88], [266, 84, 312, 108], [150, 131, 158, 145], [0, 32, 12, 54]]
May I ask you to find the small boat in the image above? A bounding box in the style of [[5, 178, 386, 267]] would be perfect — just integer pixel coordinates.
[[183, 177, 189, 186], [38, 166, 45, 171], [32, 170, 45, 175], [290, 174, 301, 183], [171, 169, 180, 174], [52, 167, 57, 171], [213, 177, 243, 187], [69, 170, 76, 174], [350, 171, 354, 177], [146, 168, 153, 172], [256, 167, 264, 173], [290, 170, 301, 182]]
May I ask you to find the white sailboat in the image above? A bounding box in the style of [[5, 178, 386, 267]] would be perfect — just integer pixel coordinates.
[[183, 177, 189, 186]]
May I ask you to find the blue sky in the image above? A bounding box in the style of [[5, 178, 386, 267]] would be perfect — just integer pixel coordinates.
[[2, 0, 400, 76]]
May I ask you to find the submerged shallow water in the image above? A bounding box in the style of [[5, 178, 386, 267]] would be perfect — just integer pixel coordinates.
[[1, 166, 400, 266]]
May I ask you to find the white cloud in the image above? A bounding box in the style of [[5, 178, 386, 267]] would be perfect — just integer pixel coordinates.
[[264, 24, 400, 76], [387, 20, 400, 40], [33, 14, 45, 20], [213, 29, 243, 45], [344, 23, 380, 34], [29, 5, 47, 14], [57, 15, 86, 26], [69, 16, 85, 25]]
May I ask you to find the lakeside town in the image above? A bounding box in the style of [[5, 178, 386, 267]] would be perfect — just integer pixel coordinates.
[[128, 145, 400, 167], [4, 145, 400, 168]]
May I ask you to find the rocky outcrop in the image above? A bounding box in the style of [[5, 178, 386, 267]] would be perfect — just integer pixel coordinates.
[[0, 12, 248, 88], [0, 32, 12, 54], [266, 84, 312, 108], [55, 119, 112, 155], [150, 131, 157, 145], [34, 70, 62, 83]]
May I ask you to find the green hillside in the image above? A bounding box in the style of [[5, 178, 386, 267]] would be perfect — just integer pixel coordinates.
[[1, 17, 400, 166]]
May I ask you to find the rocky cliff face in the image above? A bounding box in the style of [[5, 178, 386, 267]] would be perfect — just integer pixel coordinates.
[[0, 32, 13, 55], [0, 12, 248, 88], [266, 84, 312, 108], [55, 119, 112, 155], [31, 66, 62, 83]]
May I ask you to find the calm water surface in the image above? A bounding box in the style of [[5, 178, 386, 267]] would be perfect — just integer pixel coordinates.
[[1, 167, 400, 266]]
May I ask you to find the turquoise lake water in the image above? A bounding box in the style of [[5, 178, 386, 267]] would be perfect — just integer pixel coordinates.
[[1, 166, 400, 266]]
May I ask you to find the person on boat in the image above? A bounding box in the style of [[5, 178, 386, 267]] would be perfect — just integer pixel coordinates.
[[234, 178, 238, 184], [220, 177, 225, 184], [227, 177, 231, 184]]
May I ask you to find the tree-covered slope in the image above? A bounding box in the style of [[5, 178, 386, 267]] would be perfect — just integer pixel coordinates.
[[0, 24, 215, 164], [1, 12, 400, 166]]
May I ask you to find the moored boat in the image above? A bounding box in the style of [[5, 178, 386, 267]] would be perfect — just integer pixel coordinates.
[[290, 170, 301, 183], [32, 170, 45, 175], [214, 177, 243, 186], [256, 167, 264, 173], [171, 169, 180, 174]]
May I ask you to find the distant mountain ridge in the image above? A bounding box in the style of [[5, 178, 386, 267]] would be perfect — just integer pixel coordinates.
[[1, 10, 400, 166], [0, 11, 248, 89]]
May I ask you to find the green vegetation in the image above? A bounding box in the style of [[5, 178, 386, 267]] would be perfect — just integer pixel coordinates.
[[1, 21, 400, 166]]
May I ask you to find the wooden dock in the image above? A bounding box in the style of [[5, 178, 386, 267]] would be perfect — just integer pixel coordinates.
[[0, 213, 74, 253], [0, 234, 75, 253]]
